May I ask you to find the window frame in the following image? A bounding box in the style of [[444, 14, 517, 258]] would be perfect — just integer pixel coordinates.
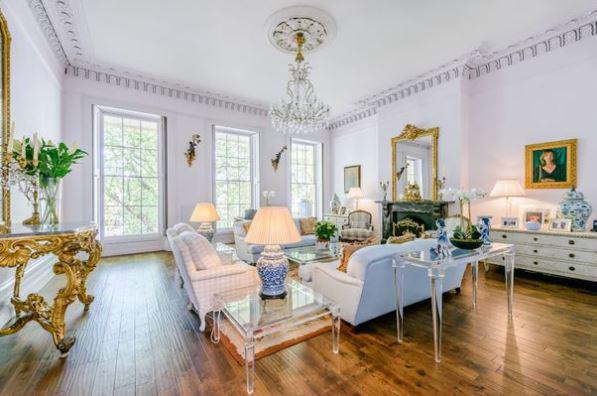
[[94, 105, 166, 243], [288, 137, 323, 219], [211, 125, 260, 230]]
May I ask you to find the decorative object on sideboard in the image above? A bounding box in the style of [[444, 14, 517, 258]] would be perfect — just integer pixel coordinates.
[[525, 139, 577, 189], [490, 179, 525, 216], [270, 145, 287, 171], [501, 217, 519, 229], [184, 134, 202, 167], [379, 181, 389, 202], [189, 202, 221, 242], [403, 182, 422, 202], [314, 220, 337, 250], [525, 220, 542, 231], [245, 206, 302, 299], [523, 209, 545, 226], [347, 187, 364, 210], [548, 218, 572, 232], [330, 193, 341, 214], [344, 165, 361, 193], [559, 188, 592, 232], [262, 190, 276, 206]]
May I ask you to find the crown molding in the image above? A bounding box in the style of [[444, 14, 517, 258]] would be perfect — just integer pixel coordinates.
[[329, 8, 597, 130], [27, 0, 68, 66]]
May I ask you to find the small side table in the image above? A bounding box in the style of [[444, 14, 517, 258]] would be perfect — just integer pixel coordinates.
[[393, 243, 514, 362]]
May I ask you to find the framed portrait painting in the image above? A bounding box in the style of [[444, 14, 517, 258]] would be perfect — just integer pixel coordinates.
[[344, 165, 361, 193], [525, 139, 577, 189]]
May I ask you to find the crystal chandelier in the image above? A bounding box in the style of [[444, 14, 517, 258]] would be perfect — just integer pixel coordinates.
[[270, 32, 330, 134]]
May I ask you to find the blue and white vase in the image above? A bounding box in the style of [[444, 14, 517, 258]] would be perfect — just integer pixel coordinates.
[[559, 189, 592, 232], [257, 245, 288, 298], [478, 217, 491, 245]]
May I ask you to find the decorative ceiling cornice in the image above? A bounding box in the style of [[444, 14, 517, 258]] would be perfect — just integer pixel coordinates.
[[329, 8, 597, 130], [27, 0, 68, 65]]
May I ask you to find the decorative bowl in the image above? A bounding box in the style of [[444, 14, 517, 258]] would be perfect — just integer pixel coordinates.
[[449, 238, 484, 250]]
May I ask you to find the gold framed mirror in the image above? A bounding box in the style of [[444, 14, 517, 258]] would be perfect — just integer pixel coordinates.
[[0, 9, 10, 226], [391, 124, 439, 201]]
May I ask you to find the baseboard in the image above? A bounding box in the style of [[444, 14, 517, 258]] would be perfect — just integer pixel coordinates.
[[101, 238, 166, 257], [0, 255, 55, 326]]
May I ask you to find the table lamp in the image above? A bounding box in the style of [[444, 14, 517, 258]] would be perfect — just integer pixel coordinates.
[[347, 187, 364, 210], [490, 179, 525, 216], [245, 206, 301, 299], [189, 202, 221, 241]]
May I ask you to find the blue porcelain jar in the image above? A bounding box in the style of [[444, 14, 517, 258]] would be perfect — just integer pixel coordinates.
[[559, 189, 592, 232]]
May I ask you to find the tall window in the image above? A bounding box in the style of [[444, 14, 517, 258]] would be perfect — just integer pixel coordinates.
[[95, 106, 164, 240], [290, 138, 322, 218], [213, 126, 259, 229], [406, 156, 424, 195]]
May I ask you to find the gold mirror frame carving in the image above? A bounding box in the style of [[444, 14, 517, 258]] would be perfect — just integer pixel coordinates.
[[391, 124, 439, 201], [0, 9, 10, 226]]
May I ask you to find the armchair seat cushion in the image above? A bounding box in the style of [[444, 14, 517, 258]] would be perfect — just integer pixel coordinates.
[[340, 228, 374, 241]]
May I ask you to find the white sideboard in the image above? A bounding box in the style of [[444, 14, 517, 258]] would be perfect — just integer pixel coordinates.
[[323, 213, 348, 229], [487, 228, 597, 282]]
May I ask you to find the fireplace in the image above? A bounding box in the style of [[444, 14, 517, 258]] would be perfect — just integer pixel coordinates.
[[377, 200, 449, 242]]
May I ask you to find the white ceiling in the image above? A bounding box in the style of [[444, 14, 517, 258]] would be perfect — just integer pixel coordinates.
[[72, 0, 597, 115]]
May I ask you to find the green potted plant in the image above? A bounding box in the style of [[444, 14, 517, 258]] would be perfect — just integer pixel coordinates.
[[314, 220, 337, 250], [450, 224, 484, 249]]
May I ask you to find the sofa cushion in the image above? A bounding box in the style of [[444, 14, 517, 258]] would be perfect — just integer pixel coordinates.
[[300, 217, 317, 235], [346, 239, 437, 281], [337, 242, 371, 272], [180, 231, 221, 270], [284, 234, 317, 249], [341, 228, 374, 241]]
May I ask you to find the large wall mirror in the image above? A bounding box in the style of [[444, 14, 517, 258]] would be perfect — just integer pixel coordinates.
[[391, 124, 439, 201], [0, 9, 10, 226]]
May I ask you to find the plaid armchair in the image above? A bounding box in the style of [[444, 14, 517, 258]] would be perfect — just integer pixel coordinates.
[[340, 210, 374, 242]]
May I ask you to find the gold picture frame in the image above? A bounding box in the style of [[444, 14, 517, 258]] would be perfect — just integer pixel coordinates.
[[0, 9, 10, 226], [391, 124, 439, 201], [525, 139, 577, 189], [344, 165, 361, 193]]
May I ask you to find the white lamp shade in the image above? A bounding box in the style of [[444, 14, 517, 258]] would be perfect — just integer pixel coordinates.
[[245, 206, 301, 245], [347, 187, 364, 199], [189, 202, 221, 222], [490, 179, 525, 198]]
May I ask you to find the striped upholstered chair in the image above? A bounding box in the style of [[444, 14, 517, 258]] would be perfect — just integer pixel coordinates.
[[340, 210, 374, 242]]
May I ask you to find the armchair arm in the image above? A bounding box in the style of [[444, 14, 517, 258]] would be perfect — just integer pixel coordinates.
[[189, 264, 254, 282], [342, 223, 351, 230]]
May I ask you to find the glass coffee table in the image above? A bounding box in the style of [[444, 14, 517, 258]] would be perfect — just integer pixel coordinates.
[[284, 242, 345, 265], [213, 280, 340, 394]]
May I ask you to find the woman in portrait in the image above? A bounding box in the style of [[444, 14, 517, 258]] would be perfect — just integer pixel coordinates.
[[534, 149, 566, 183]]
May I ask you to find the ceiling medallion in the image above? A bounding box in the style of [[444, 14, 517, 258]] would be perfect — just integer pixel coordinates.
[[267, 6, 335, 134]]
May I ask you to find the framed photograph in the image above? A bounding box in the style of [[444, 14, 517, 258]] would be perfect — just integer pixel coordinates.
[[339, 206, 347, 215], [549, 218, 572, 232], [501, 217, 519, 228], [523, 210, 545, 224], [344, 165, 361, 193], [525, 139, 577, 189]]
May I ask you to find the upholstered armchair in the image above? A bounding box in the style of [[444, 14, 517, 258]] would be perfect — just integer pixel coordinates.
[[340, 210, 374, 242]]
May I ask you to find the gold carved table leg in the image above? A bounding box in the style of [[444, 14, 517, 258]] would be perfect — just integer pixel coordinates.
[[0, 229, 102, 357]]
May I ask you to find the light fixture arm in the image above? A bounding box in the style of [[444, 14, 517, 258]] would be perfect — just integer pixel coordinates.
[[295, 32, 305, 63]]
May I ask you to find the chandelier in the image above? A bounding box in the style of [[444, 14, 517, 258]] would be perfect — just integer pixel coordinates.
[[270, 32, 330, 134]]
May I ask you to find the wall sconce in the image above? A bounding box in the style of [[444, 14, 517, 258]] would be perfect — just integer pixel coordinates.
[[271, 145, 288, 172], [185, 134, 202, 167]]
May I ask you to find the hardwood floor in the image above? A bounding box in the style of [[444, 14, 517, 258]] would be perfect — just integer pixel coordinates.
[[0, 252, 595, 395]]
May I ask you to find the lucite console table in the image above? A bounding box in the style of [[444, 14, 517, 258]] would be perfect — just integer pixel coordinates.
[[393, 243, 514, 362], [0, 222, 101, 356]]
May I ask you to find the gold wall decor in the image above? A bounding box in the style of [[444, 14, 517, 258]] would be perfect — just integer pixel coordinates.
[[0, 9, 11, 226], [403, 182, 422, 202], [525, 139, 577, 189], [391, 124, 439, 201], [271, 145, 287, 172], [184, 134, 201, 167]]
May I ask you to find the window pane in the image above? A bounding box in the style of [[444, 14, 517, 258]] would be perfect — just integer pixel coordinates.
[[291, 141, 319, 218], [123, 118, 141, 148]]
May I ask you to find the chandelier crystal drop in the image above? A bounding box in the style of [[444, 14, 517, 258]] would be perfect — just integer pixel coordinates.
[[269, 32, 330, 134]]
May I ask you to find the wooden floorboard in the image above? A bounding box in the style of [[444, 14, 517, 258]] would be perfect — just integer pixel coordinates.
[[0, 252, 595, 395]]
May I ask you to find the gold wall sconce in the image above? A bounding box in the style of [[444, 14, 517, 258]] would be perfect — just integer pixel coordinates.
[[271, 145, 287, 172], [185, 134, 202, 167]]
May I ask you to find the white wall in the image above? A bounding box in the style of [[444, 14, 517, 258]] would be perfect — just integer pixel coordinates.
[[61, 75, 331, 254], [0, 0, 65, 323]]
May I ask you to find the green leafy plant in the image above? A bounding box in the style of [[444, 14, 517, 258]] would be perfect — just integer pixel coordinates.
[[314, 221, 337, 241], [37, 142, 87, 185], [452, 225, 481, 241]]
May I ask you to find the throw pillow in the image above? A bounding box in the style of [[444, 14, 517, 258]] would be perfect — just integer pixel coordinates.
[[337, 242, 370, 273], [387, 234, 416, 244], [180, 231, 221, 270], [242, 221, 252, 234], [300, 217, 317, 235]]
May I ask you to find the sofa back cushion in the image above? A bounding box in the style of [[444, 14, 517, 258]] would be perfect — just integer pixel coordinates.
[[180, 231, 221, 270], [300, 217, 317, 235]]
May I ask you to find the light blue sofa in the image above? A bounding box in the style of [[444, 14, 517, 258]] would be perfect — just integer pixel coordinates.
[[302, 239, 467, 327], [233, 218, 317, 263]]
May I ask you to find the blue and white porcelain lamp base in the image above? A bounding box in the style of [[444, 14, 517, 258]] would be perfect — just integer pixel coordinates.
[[257, 245, 288, 299], [197, 222, 215, 242]]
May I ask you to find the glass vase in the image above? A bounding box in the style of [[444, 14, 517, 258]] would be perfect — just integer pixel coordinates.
[[40, 177, 61, 225]]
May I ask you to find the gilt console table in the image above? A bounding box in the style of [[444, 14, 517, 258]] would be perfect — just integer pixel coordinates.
[[0, 222, 101, 357]]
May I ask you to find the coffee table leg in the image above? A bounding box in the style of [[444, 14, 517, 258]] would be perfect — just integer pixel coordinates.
[[472, 260, 478, 310], [393, 258, 405, 343], [331, 305, 340, 354], [429, 267, 445, 363], [505, 251, 515, 318], [244, 333, 255, 394]]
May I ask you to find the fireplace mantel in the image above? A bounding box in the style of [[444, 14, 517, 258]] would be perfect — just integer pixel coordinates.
[[376, 200, 450, 241]]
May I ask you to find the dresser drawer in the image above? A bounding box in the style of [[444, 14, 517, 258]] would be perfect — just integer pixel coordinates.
[[491, 231, 597, 251], [514, 244, 597, 265], [514, 255, 597, 279]]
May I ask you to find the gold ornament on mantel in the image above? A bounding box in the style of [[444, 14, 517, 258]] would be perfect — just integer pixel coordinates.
[[184, 134, 202, 167], [404, 182, 422, 202]]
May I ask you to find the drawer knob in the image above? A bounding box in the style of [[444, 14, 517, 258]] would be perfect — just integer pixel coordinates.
[[533, 237, 538, 242], [502, 234, 507, 239], [533, 261, 538, 265], [533, 249, 538, 253], [568, 240, 575, 245], [569, 253, 575, 258], [569, 266, 576, 271]]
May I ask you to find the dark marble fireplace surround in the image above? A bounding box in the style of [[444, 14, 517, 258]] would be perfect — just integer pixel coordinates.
[[378, 200, 450, 241]]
